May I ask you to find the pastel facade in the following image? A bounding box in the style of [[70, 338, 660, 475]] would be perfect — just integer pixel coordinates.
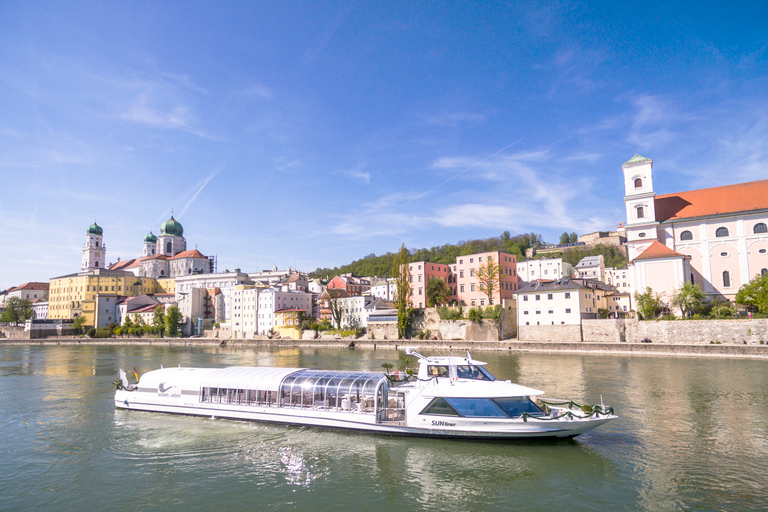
[[575, 255, 605, 282], [516, 278, 610, 326], [622, 155, 768, 303], [327, 274, 371, 296], [516, 258, 573, 282], [404, 251, 520, 308], [408, 261, 452, 308], [48, 270, 164, 322], [336, 295, 389, 328], [256, 289, 312, 335], [3, 282, 49, 305]]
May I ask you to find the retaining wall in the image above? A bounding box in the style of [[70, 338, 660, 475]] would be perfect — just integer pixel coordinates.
[[519, 317, 768, 345]]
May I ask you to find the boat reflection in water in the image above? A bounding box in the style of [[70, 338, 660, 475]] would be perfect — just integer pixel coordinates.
[[115, 350, 616, 439]]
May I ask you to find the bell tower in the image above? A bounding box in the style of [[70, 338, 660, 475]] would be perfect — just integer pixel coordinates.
[[622, 155, 659, 260], [82, 221, 106, 270]]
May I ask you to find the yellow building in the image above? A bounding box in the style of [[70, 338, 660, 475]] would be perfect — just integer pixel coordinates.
[[275, 308, 305, 339], [48, 269, 162, 323]]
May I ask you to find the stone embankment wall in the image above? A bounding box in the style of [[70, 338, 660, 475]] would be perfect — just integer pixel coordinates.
[[0, 326, 26, 339], [519, 317, 768, 344]]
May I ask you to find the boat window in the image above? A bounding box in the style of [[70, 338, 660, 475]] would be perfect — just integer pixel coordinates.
[[492, 397, 545, 418], [428, 365, 450, 378], [456, 365, 496, 381], [421, 397, 460, 416], [445, 398, 507, 417]]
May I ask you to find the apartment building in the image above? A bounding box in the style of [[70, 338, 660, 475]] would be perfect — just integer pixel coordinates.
[[516, 258, 573, 282]]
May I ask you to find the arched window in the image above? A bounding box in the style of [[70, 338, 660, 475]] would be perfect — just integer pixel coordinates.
[[715, 227, 729, 238], [754, 223, 767, 234], [723, 271, 731, 288], [637, 206, 645, 219], [95, 261, 99, 268], [634, 178, 643, 189], [166, 241, 172, 253], [762, 268, 768, 276], [680, 230, 693, 241]]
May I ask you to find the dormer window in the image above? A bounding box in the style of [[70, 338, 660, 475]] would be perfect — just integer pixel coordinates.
[[634, 178, 643, 189]]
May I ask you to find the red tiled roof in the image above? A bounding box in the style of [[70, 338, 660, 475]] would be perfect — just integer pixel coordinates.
[[633, 241, 686, 261], [7, 282, 49, 292], [655, 179, 768, 222], [171, 249, 207, 259], [110, 258, 138, 270]]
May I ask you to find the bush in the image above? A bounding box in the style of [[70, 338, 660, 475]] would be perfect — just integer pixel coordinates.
[[468, 307, 483, 323], [437, 306, 464, 320], [86, 327, 96, 337], [482, 305, 502, 321]]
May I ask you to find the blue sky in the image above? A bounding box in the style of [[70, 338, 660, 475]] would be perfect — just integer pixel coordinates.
[[1, 1, 767, 290]]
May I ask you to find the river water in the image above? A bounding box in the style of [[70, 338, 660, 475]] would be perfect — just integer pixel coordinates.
[[1, 345, 767, 511]]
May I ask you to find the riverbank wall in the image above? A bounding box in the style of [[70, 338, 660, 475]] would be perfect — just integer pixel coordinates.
[[4, 336, 768, 358], [519, 317, 768, 345]]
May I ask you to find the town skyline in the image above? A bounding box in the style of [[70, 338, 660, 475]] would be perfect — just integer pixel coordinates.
[[2, 2, 768, 290]]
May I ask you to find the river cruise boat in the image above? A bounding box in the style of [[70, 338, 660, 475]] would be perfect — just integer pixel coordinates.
[[114, 350, 616, 439]]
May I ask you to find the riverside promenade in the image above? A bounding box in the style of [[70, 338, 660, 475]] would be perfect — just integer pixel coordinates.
[[3, 335, 768, 358]]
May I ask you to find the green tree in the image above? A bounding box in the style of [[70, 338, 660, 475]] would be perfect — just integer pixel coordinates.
[[329, 297, 343, 330], [475, 255, 501, 304], [164, 305, 182, 336], [426, 277, 450, 307], [736, 273, 768, 313], [153, 305, 165, 329], [634, 287, 661, 320], [559, 232, 570, 245], [671, 282, 706, 318], [569, 232, 579, 243], [0, 297, 33, 325], [392, 243, 413, 339], [72, 315, 87, 334]]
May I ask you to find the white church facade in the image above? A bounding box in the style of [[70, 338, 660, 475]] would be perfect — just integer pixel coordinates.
[[623, 155, 768, 304]]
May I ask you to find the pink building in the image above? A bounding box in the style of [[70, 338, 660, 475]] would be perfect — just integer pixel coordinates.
[[404, 252, 520, 308], [408, 261, 454, 308], [454, 251, 519, 307]]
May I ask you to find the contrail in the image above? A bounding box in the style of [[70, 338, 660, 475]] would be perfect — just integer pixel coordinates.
[[178, 170, 219, 219], [408, 138, 524, 203]]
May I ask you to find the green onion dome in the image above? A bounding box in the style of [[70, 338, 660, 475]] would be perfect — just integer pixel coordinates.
[[160, 215, 184, 237], [87, 223, 103, 236], [144, 231, 158, 243]]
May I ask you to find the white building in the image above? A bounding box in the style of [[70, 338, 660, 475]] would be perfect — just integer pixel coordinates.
[[516, 278, 610, 326], [575, 255, 605, 282], [605, 267, 633, 295], [256, 289, 313, 335], [336, 296, 390, 328], [231, 286, 259, 338], [3, 282, 49, 305], [516, 258, 573, 282], [621, 155, 768, 304], [370, 278, 397, 301], [31, 301, 48, 320]]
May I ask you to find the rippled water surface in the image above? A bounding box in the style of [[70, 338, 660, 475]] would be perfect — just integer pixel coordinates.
[[1, 345, 767, 511]]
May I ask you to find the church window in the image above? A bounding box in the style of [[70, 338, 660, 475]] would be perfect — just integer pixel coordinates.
[[760, 249, 767, 254], [723, 271, 731, 288], [95, 261, 99, 267], [754, 223, 768, 234], [720, 252, 728, 257], [680, 231, 693, 241], [762, 269, 768, 276], [636, 206, 644, 219], [634, 178, 643, 189], [167, 242, 172, 253], [716, 227, 729, 237], [638, 233, 646, 238], [95, 241, 99, 247]]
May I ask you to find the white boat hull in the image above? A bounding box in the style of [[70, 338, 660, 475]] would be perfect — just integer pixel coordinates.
[[115, 390, 614, 439]]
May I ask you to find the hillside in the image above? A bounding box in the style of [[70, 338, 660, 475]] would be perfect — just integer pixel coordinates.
[[310, 231, 629, 281]]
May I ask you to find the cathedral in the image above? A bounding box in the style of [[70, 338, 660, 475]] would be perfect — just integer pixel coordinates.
[[82, 215, 213, 279]]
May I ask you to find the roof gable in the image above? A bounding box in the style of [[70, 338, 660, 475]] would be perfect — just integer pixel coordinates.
[[633, 241, 685, 261], [170, 249, 207, 260]]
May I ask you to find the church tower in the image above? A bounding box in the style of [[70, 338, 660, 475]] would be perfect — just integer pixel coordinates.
[[622, 155, 659, 260], [157, 214, 186, 257], [82, 222, 106, 270], [142, 231, 158, 257]]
